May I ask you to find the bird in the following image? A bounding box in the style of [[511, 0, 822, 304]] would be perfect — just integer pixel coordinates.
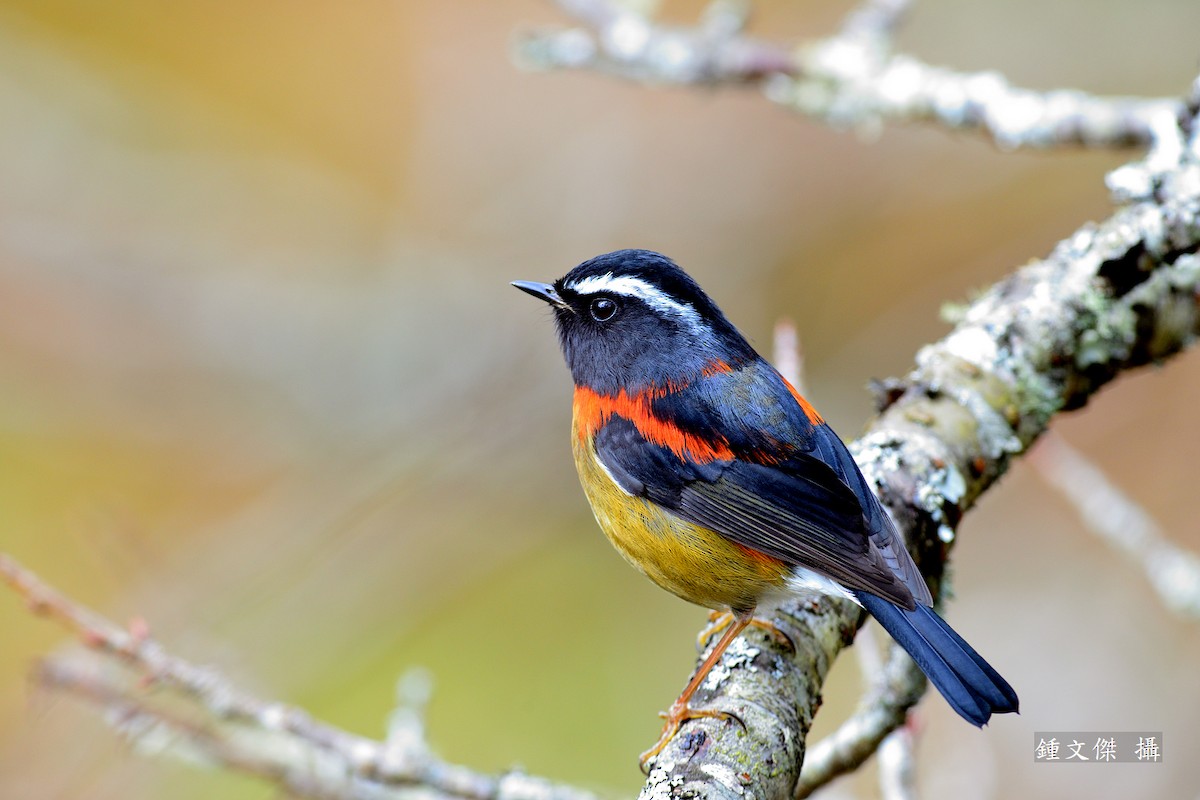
[[512, 249, 1018, 767]]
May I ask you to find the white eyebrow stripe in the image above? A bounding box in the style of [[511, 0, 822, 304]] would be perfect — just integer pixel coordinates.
[[567, 273, 704, 332]]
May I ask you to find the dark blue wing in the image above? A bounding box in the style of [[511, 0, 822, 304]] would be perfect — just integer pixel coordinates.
[[652, 360, 819, 457], [595, 360, 931, 608], [652, 359, 931, 604]]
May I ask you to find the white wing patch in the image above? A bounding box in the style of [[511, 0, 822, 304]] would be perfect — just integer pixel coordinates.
[[567, 273, 704, 334]]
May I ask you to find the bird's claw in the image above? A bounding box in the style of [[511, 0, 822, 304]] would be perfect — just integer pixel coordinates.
[[639, 702, 745, 773]]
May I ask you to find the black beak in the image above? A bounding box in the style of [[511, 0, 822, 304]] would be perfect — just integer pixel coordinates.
[[511, 280, 568, 309]]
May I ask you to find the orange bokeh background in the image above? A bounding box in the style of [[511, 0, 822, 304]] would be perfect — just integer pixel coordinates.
[[1, 2, 1198, 798]]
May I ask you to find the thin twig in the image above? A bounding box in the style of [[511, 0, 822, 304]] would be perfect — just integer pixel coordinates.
[[795, 644, 925, 798], [516, 0, 796, 85], [865, 629, 920, 800], [772, 318, 805, 394], [1028, 434, 1200, 620], [0, 554, 597, 800], [877, 724, 918, 800]]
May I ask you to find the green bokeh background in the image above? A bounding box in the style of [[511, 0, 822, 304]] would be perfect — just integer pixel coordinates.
[[2, 2, 1199, 798]]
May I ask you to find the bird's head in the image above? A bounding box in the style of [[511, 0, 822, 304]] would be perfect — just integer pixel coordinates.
[[513, 249, 756, 394]]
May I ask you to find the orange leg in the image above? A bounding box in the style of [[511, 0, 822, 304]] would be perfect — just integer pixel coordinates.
[[698, 609, 795, 653], [639, 610, 754, 771], [696, 609, 730, 649]]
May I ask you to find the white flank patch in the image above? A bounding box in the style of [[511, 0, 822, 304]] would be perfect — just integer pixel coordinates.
[[593, 449, 633, 496], [786, 567, 862, 605], [567, 273, 704, 333]]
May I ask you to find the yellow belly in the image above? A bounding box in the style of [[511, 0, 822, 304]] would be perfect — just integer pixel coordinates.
[[571, 424, 789, 612]]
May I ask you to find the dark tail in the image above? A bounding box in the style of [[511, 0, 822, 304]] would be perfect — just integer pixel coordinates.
[[857, 592, 1019, 726]]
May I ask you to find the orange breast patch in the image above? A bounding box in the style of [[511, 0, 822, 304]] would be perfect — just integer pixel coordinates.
[[572, 384, 734, 463]]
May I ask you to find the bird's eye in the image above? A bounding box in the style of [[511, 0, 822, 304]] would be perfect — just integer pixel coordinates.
[[589, 297, 618, 322]]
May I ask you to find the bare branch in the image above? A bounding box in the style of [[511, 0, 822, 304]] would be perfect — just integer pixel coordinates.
[[518, 0, 1178, 151], [0, 554, 598, 800], [1029, 434, 1200, 620]]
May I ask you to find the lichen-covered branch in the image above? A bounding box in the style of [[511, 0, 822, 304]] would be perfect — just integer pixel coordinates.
[[637, 90, 1200, 798], [0, 554, 597, 800], [518, 0, 1177, 150]]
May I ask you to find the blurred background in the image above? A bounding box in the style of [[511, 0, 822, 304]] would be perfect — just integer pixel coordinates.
[[1, 1, 1198, 798]]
